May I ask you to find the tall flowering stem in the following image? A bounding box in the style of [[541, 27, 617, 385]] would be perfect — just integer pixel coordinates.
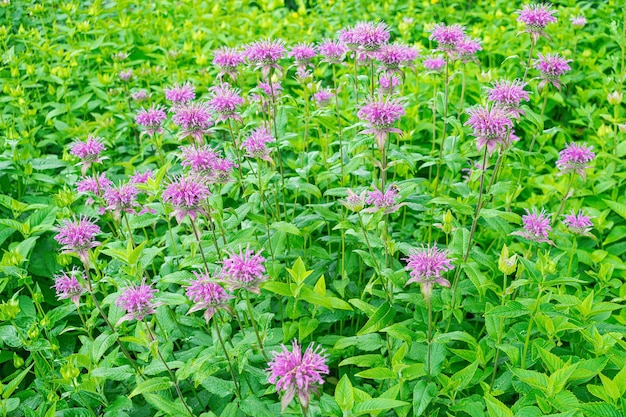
[[227, 119, 244, 187], [433, 56, 451, 198], [332, 65, 345, 185], [246, 291, 269, 361], [552, 173, 575, 227], [213, 314, 241, 398], [189, 217, 217, 271]]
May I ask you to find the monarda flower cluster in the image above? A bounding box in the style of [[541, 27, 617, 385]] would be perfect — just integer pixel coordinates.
[[220, 247, 267, 294], [70, 135, 106, 175], [516, 2, 557, 40], [244, 38, 286, 78], [338, 21, 390, 53], [404, 245, 454, 299], [534, 53, 571, 91], [115, 280, 158, 324], [53, 268, 86, 306], [162, 174, 211, 223], [556, 142, 595, 179], [242, 127, 274, 162], [135, 105, 167, 136], [512, 208, 554, 245], [465, 105, 514, 155], [213, 47, 245, 81], [185, 272, 232, 323], [487, 79, 530, 120], [172, 101, 213, 143], [54, 216, 101, 264], [563, 210, 593, 236], [357, 97, 405, 151]]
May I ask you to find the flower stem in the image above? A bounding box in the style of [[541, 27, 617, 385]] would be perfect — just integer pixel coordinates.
[[255, 158, 274, 260], [353, 51, 360, 106], [190, 218, 211, 273], [489, 272, 508, 390], [332, 65, 345, 186], [521, 285, 543, 369], [213, 318, 241, 398], [567, 237, 577, 276], [426, 297, 433, 383], [552, 173, 575, 227], [522, 38, 536, 84], [227, 119, 245, 189], [245, 291, 269, 361]]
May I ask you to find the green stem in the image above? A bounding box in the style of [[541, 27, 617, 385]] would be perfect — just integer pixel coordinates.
[[190, 218, 212, 272], [489, 273, 508, 390], [213, 318, 241, 398], [245, 291, 269, 361]]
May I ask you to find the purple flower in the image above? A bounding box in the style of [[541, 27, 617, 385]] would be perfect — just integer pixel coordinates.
[[563, 210, 593, 235], [76, 173, 112, 197], [465, 105, 514, 155], [366, 184, 399, 213], [534, 53, 571, 90], [70, 135, 106, 174], [338, 21, 390, 52], [423, 56, 446, 72], [570, 15, 586, 28], [357, 97, 405, 151], [209, 156, 236, 185], [221, 247, 266, 294], [258, 81, 283, 99], [185, 272, 232, 323], [53, 268, 85, 306], [487, 79, 530, 120], [172, 102, 213, 143], [429, 24, 466, 51], [119, 70, 133, 82], [267, 340, 329, 412], [319, 39, 348, 64], [131, 90, 148, 102], [112, 52, 129, 62], [404, 245, 454, 299], [244, 38, 286, 79], [512, 208, 554, 244], [312, 89, 334, 107], [213, 47, 245, 80], [517, 3, 557, 38], [289, 43, 317, 67], [164, 82, 196, 104], [556, 142, 594, 179], [103, 183, 140, 216], [454, 36, 481, 62], [181, 145, 219, 175], [340, 189, 368, 212], [135, 105, 167, 136], [379, 73, 402, 95], [54, 216, 101, 264], [207, 83, 244, 123], [376, 43, 419, 71], [162, 175, 211, 223], [115, 280, 157, 324], [131, 170, 153, 184], [242, 127, 274, 162]]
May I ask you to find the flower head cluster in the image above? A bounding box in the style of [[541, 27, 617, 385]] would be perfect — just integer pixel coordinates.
[[512, 208, 554, 244], [244, 38, 286, 78], [186, 272, 232, 322], [563, 210, 593, 236], [115, 280, 157, 324], [207, 83, 244, 123], [376, 43, 419, 71], [423, 56, 446, 72], [319, 39, 348, 64], [103, 183, 140, 216], [465, 105, 514, 155], [119, 70, 133, 82], [487, 79, 530, 119], [242, 127, 274, 162], [70, 135, 106, 174], [570, 15, 586, 28], [429, 24, 466, 51], [172, 102, 213, 143], [162, 175, 211, 223], [257, 81, 283, 101], [131, 170, 153, 184], [341, 189, 368, 212], [313, 89, 334, 107], [53, 268, 85, 305], [164, 82, 196, 105], [338, 21, 390, 52], [289, 43, 317, 67], [267, 340, 329, 412], [54, 216, 101, 263], [517, 3, 557, 38], [404, 245, 454, 299], [180, 145, 219, 175], [213, 47, 245, 80], [366, 184, 399, 213], [534, 53, 571, 90], [357, 97, 405, 150], [556, 142, 594, 179], [221, 247, 266, 294], [210, 156, 236, 185], [454, 37, 482, 62], [76, 173, 112, 197], [131, 90, 148, 102], [379, 73, 402, 95], [135, 105, 167, 136]]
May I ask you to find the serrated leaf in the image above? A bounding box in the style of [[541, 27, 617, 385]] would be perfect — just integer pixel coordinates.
[[484, 393, 514, 417], [485, 301, 529, 318], [353, 398, 409, 416], [578, 402, 622, 417], [143, 393, 189, 416], [271, 221, 301, 236], [355, 367, 397, 380], [413, 380, 436, 417], [335, 374, 354, 413], [92, 332, 118, 362], [129, 377, 173, 398], [357, 301, 395, 336]]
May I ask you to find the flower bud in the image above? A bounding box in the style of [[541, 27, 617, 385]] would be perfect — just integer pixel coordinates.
[[498, 245, 517, 275], [60, 363, 80, 380], [607, 91, 623, 106]]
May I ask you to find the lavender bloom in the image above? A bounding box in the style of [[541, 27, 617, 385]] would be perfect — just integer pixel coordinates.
[[534, 53, 571, 90], [209, 156, 236, 185], [76, 173, 112, 197], [357, 96, 405, 151], [379, 73, 402, 95], [366, 184, 399, 213], [115, 280, 157, 324], [429, 24, 466, 51], [164, 82, 196, 105], [570, 15, 586, 28], [294, 66, 313, 82], [131, 170, 153, 184], [319, 39, 348, 64], [172, 101, 213, 143], [312, 89, 334, 107], [221, 247, 266, 294], [340, 189, 368, 212], [186, 272, 232, 322], [563, 210, 593, 235], [103, 183, 140, 216], [423, 56, 446, 72], [517, 3, 557, 39], [135, 105, 167, 136], [487, 79, 530, 120], [404, 245, 454, 299], [207, 83, 244, 123], [267, 340, 329, 412], [512, 208, 554, 244], [131, 90, 148, 102], [289, 43, 317, 67], [242, 127, 274, 162], [181, 145, 219, 175], [70, 135, 106, 174], [258, 81, 283, 99], [338, 21, 390, 52], [465, 105, 514, 155], [213, 47, 245, 80], [53, 268, 85, 306], [119, 70, 133, 82], [244, 38, 286, 78], [376, 43, 419, 72], [162, 175, 211, 223], [454, 36, 482, 62], [54, 216, 101, 264], [556, 142, 594, 179], [112, 52, 129, 62]]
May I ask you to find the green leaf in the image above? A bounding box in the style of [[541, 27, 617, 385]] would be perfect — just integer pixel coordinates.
[[91, 365, 134, 381], [412, 380, 436, 417], [271, 221, 301, 236], [143, 393, 190, 416], [357, 301, 395, 336], [484, 393, 514, 417], [603, 199, 626, 221], [429, 197, 474, 216], [578, 402, 622, 417], [353, 398, 409, 416], [2, 364, 33, 399], [335, 374, 354, 413], [355, 367, 397, 380], [485, 301, 529, 318], [261, 281, 293, 297], [91, 332, 118, 362], [240, 395, 274, 417], [129, 377, 173, 398]]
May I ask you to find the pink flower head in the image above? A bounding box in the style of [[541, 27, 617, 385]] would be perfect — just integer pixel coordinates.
[[208, 83, 244, 123], [267, 340, 329, 412], [563, 210, 593, 235], [103, 182, 140, 216], [487, 79, 530, 120], [319, 39, 348, 64], [209, 156, 235, 185], [379, 73, 402, 95], [338, 21, 390, 52], [164, 82, 196, 104], [366, 183, 399, 213], [289, 43, 317, 67], [162, 175, 211, 223], [131, 90, 148, 102], [423, 56, 446, 72], [70, 135, 106, 174], [556, 142, 594, 179], [570, 15, 586, 28], [172, 101, 213, 143], [131, 170, 153, 184], [376, 43, 419, 71], [54, 216, 101, 263], [517, 3, 557, 38], [404, 244, 454, 299], [185, 272, 233, 322], [112, 52, 129, 62], [135, 105, 167, 136], [312, 89, 334, 107], [357, 96, 405, 151], [341, 189, 368, 212], [119, 70, 133, 82], [242, 127, 274, 162], [221, 247, 266, 294], [213, 47, 245, 80], [512, 208, 554, 244], [244, 38, 286, 79], [180, 145, 219, 175], [429, 24, 466, 51], [454, 36, 482, 62], [465, 105, 514, 155], [258, 81, 283, 100], [115, 280, 157, 324], [76, 173, 112, 197], [534, 53, 571, 90], [53, 268, 86, 306]]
